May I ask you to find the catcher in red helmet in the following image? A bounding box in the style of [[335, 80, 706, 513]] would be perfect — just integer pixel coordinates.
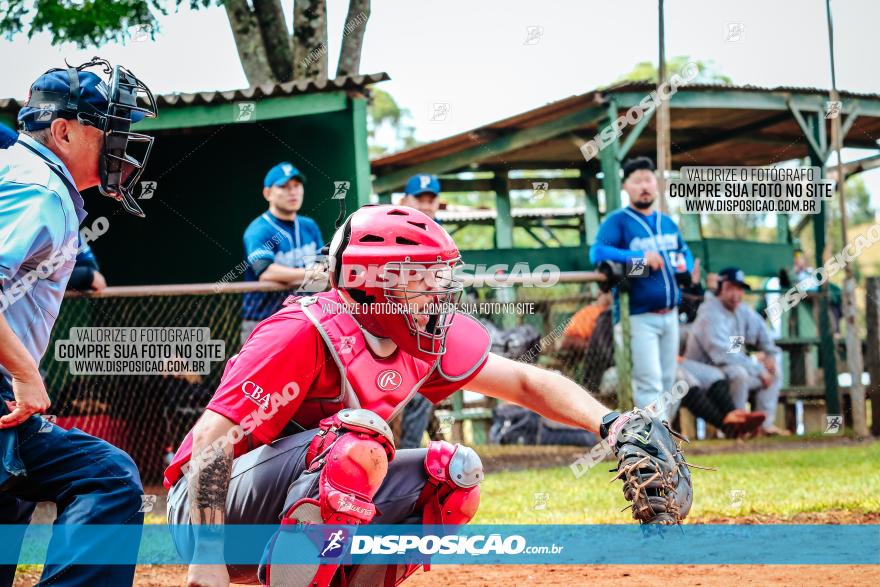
[[166, 205, 693, 587]]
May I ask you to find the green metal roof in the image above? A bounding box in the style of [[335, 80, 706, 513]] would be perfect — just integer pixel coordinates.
[[0, 73, 390, 132]]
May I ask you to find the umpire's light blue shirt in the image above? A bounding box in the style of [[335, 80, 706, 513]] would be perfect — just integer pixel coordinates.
[[0, 134, 86, 379]]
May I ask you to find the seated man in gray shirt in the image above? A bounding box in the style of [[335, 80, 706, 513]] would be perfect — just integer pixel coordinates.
[[684, 267, 789, 435]]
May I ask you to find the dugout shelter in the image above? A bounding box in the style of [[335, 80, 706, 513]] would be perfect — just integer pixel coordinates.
[[372, 82, 880, 421], [0, 73, 387, 285]]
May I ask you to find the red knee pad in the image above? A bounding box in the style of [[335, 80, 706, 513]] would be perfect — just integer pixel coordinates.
[[295, 409, 396, 525], [370, 442, 484, 586], [316, 432, 389, 524], [419, 440, 483, 525], [263, 410, 397, 587]]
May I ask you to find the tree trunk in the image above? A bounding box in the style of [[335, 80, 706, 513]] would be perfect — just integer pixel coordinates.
[[292, 0, 329, 81], [252, 0, 293, 83], [223, 0, 275, 86], [336, 0, 371, 78]]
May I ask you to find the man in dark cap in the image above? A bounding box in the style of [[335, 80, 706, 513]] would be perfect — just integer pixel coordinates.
[[590, 156, 693, 416], [0, 58, 156, 585], [685, 267, 788, 435]]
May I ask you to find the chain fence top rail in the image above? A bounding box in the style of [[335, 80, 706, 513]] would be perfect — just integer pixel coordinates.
[[61, 271, 609, 300], [43, 272, 832, 482], [43, 273, 610, 482]]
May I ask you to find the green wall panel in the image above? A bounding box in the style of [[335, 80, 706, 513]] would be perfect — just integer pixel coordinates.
[[84, 107, 367, 285]]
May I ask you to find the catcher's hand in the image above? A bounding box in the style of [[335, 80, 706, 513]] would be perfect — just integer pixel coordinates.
[[602, 409, 693, 525]]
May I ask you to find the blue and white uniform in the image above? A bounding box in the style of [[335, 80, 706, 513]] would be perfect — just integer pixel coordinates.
[[0, 135, 85, 376], [590, 207, 693, 316], [590, 207, 693, 415], [0, 135, 144, 587], [241, 211, 324, 321]]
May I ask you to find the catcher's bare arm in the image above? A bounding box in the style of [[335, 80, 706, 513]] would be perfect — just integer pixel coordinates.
[[469, 352, 693, 525], [468, 353, 612, 432], [186, 411, 238, 586]]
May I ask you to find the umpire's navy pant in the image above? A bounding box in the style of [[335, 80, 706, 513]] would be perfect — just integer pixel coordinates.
[[0, 380, 144, 586]]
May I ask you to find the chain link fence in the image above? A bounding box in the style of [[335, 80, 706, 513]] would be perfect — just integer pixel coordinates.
[[40, 284, 292, 484], [41, 274, 843, 483], [39, 278, 615, 483], [397, 277, 616, 446]]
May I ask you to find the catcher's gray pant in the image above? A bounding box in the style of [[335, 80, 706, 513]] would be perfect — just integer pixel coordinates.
[[167, 428, 429, 584], [721, 352, 782, 430]]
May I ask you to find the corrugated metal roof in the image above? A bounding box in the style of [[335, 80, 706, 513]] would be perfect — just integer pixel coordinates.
[[602, 80, 880, 100], [371, 82, 880, 178], [0, 72, 389, 111]]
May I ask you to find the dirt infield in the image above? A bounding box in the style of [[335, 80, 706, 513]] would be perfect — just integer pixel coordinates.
[[21, 563, 868, 586], [404, 564, 880, 586], [12, 509, 878, 586]]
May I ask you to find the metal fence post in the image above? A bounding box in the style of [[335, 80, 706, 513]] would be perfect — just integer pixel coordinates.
[[616, 290, 634, 411], [865, 277, 880, 436]]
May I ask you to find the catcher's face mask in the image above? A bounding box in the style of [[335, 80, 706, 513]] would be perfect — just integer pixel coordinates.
[[22, 57, 158, 217]]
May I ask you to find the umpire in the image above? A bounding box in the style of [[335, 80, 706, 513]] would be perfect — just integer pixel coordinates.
[[0, 59, 156, 586]]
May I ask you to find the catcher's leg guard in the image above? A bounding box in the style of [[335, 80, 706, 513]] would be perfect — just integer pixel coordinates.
[[350, 441, 483, 587], [418, 440, 483, 524], [261, 409, 395, 587]]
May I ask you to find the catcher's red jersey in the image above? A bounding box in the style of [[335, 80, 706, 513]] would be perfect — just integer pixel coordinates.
[[163, 290, 491, 488]]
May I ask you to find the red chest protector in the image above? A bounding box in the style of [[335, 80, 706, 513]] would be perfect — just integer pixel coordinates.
[[290, 290, 490, 424]]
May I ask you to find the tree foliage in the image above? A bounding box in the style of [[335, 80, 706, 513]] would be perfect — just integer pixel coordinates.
[[0, 0, 214, 48], [611, 55, 733, 85], [828, 175, 875, 249], [367, 88, 417, 156], [1, 0, 371, 87]]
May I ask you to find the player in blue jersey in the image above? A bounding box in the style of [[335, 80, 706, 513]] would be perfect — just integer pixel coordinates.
[[590, 157, 693, 414], [240, 162, 325, 343]]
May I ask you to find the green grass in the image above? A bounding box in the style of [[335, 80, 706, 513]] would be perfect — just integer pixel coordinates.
[[474, 442, 880, 524], [17, 443, 878, 579]]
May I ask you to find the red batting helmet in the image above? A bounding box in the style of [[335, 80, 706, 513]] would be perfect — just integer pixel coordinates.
[[328, 205, 463, 361]]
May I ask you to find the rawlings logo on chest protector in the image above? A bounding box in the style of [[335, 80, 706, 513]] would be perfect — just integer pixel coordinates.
[[376, 369, 402, 391], [296, 292, 436, 419]]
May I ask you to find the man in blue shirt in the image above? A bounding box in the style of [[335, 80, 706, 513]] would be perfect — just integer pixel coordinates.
[[401, 173, 441, 221], [241, 162, 325, 343], [396, 174, 444, 448], [67, 242, 108, 292], [0, 60, 155, 586], [590, 157, 693, 413]]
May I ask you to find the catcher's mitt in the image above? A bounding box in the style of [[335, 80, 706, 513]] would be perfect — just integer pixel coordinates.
[[601, 409, 693, 525]]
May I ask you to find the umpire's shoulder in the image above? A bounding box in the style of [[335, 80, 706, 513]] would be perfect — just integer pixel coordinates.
[[0, 142, 53, 189], [0, 167, 68, 220]]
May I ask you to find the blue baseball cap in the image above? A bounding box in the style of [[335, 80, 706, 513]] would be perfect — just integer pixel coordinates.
[[404, 173, 440, 197], [264, 162, 306, 188], [717, 267, 751, 290], [18, 69, 146, 131]]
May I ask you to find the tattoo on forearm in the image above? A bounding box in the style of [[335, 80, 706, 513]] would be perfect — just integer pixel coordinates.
[[190, 449, 232, 525]]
